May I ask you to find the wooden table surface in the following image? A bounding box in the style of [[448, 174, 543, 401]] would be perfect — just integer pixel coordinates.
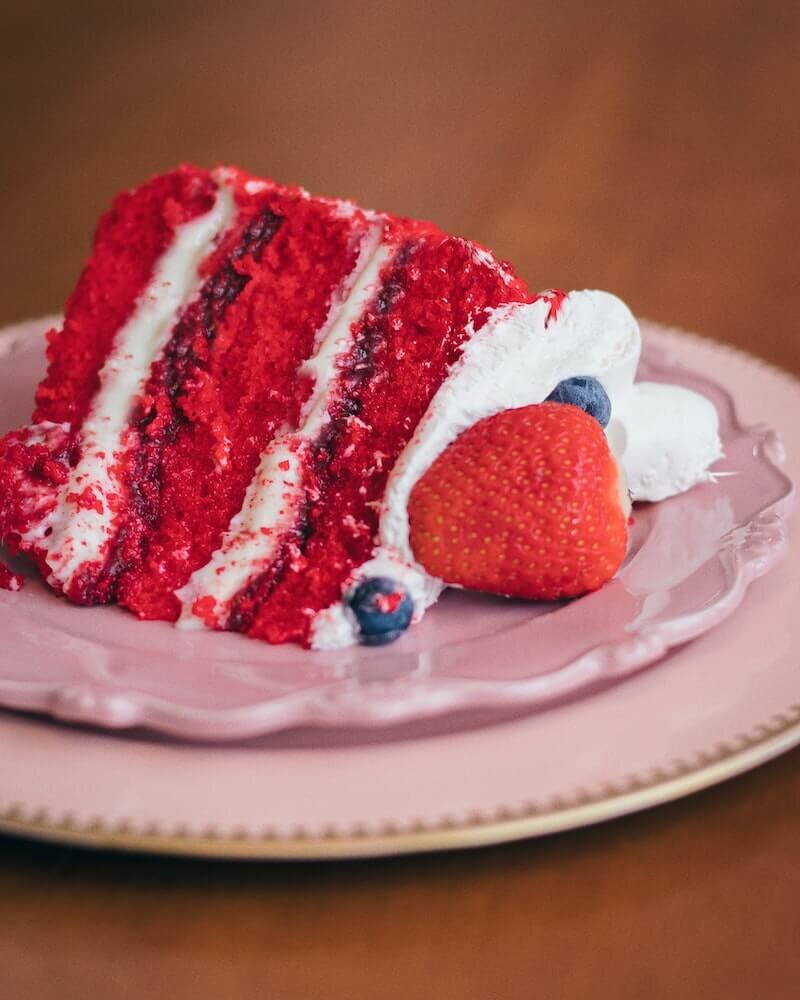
[[2, 1, 799, 996]]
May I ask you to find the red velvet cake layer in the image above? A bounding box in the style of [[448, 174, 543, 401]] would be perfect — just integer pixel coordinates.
[[232, 233, 531, 645], [35, 166, 217, 429], [116, 180, 370, 620]]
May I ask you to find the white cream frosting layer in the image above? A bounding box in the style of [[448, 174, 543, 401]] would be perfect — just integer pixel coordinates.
[[310, 292, 722, 649], [43, 179, 237, 590]]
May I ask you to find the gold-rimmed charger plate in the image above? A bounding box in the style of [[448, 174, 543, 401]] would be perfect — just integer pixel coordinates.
[[0, 323, 797, 859]]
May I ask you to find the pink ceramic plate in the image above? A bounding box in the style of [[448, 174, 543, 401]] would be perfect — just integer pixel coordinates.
[[0, 318, 793, 742], [0, 320, 797, 857]]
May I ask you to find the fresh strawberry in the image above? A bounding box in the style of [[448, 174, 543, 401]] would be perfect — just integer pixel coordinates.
[[408, 402, 629, 600]]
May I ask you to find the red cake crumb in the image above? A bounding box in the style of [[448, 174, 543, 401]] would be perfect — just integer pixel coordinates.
[[0, 423, 71, 582], [375, 592, 404, 613], [540, 288, 567, 326], [0, 562, 23, 592]]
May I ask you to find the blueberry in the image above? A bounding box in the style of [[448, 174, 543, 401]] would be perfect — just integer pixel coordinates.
[[546, 375, 611, 427], [349, 577, 413, 646]]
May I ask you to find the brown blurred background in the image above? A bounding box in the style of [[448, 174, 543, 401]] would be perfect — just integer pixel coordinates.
[[2, 0, 798, 370], [2, 2, 800, 999]]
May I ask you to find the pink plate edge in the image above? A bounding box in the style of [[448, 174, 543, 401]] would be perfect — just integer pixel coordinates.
[[0, 322, 798, 857], [0, 316, 793, 740]]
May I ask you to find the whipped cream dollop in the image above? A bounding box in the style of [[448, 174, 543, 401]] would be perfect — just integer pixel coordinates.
[[610, 382, 721, 502], [310, 291, 723, 648]]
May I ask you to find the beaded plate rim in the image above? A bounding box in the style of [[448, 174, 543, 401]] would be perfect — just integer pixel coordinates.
[[1, 700, 799, 858], [0, 321, 797, 858]]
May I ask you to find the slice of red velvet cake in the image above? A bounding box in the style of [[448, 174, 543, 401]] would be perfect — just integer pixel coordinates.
[[0, 165, 722, 649], [0, 165, 537, 647]]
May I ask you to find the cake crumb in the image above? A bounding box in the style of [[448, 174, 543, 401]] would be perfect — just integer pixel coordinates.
[[0, 562, 24, 592]]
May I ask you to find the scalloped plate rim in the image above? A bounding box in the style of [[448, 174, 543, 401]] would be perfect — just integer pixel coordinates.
[[0, 317, 793, 741]]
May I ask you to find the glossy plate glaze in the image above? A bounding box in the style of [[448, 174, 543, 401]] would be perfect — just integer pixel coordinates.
[[0, 320, 797, 858]]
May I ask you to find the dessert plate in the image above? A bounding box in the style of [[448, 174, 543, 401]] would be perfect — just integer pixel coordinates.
[[0, 317, 793, 741], [0, 320, 797, 857]]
